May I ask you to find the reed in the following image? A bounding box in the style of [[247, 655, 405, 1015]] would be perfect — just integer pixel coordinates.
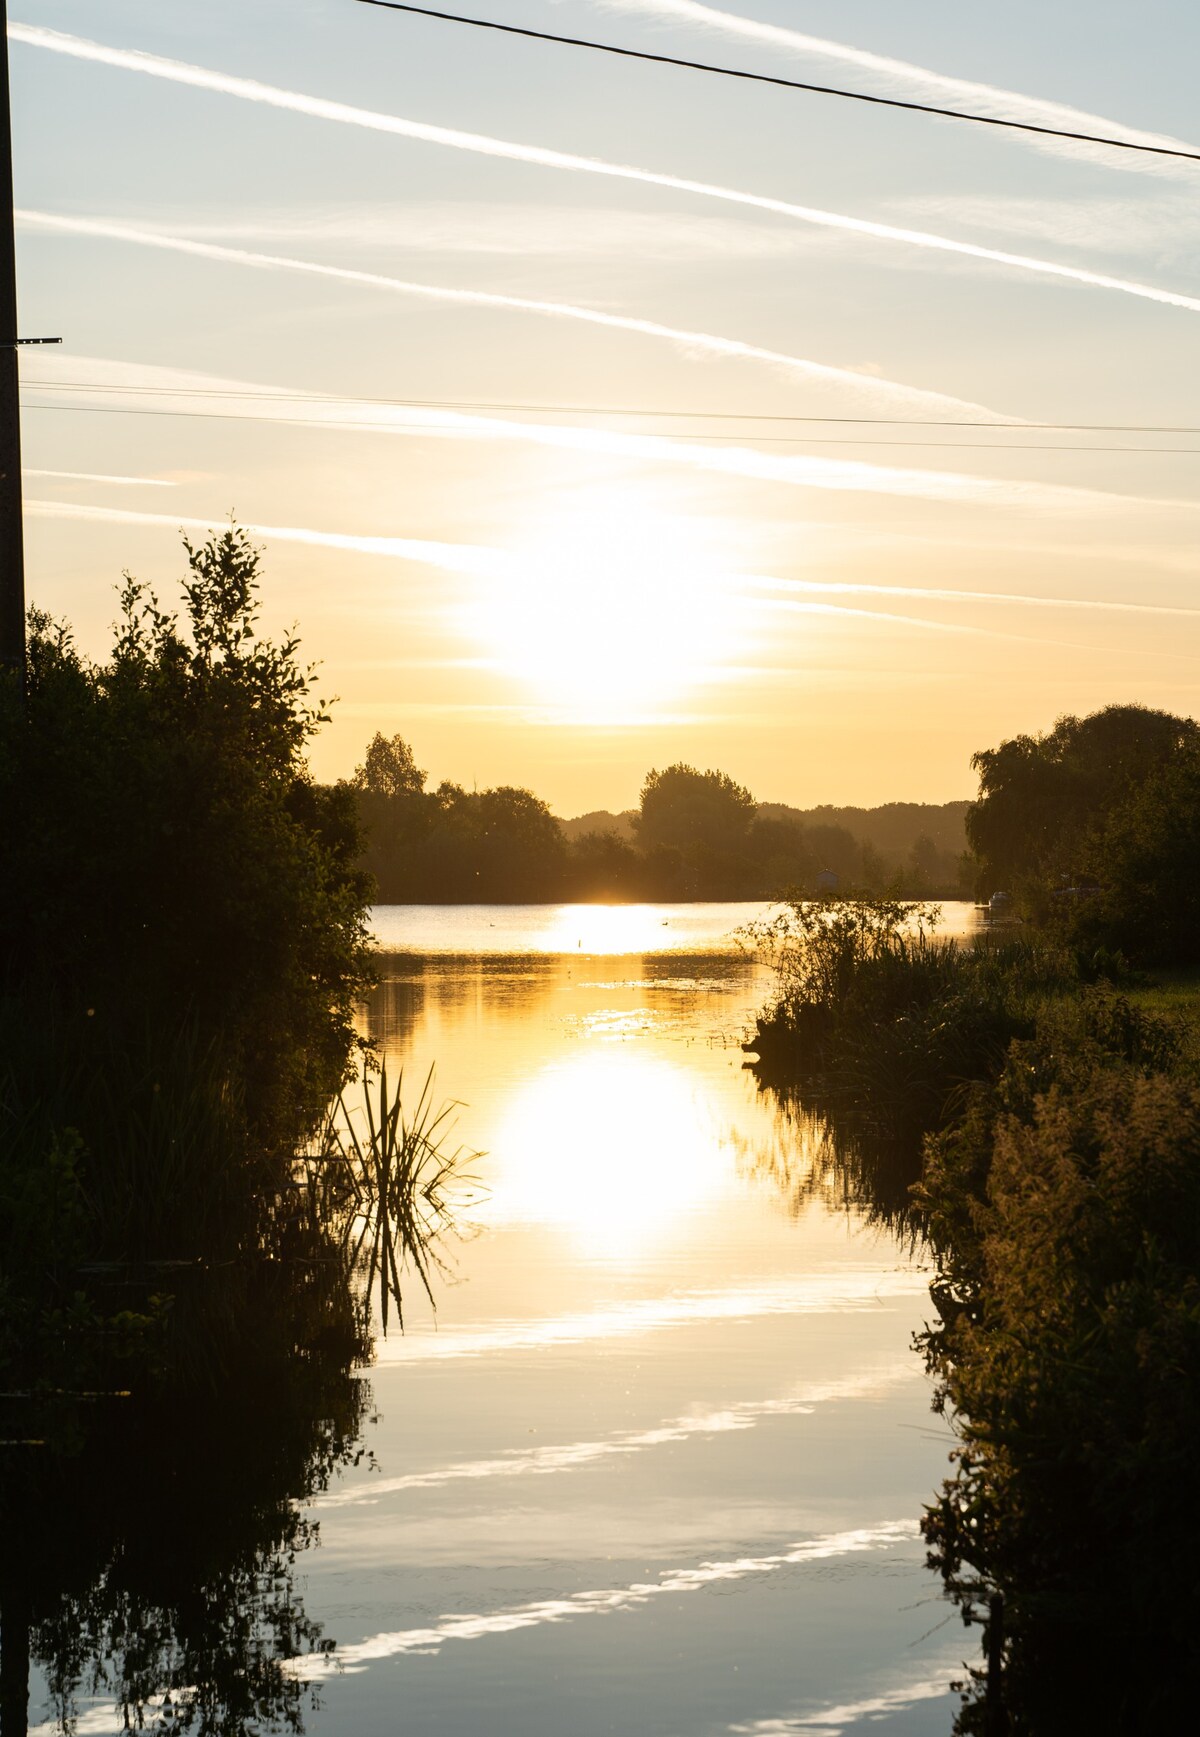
[[302, 1063, 482, 1332]]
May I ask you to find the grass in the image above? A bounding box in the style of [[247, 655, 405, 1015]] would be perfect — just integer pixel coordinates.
[[300, 1062, 482, 1333]]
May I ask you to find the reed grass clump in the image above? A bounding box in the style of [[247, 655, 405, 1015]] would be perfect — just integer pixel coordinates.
[[744, 898, 1074, 1142], [300, 1063, 482, 1333]]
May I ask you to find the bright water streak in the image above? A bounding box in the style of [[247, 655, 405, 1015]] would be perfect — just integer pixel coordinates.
[[35, 903, 981, 1734]]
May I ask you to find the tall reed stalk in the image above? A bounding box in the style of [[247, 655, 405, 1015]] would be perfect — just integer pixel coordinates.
[[301, 1064, 481, 1332]]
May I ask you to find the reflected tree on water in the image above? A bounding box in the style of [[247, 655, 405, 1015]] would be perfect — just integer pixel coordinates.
[[1, 1066, 479, 1737]]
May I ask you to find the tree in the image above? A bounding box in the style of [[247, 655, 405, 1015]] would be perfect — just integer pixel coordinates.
[[351, 731, 426, 799], [1072, 742, 1200, 963], [0, 527, 372, 1156], [967, 705, 1199, 893], [636, 763, 756, 853]]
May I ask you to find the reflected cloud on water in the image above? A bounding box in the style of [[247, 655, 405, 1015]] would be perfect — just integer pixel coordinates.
[[373, 1268, 931, 1362], [729, 1656, 965, 1734], [314, 1521, 920, 1669], [316, 1364, 925, 1506]]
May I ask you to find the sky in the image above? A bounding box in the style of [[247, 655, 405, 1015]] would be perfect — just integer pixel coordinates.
[[10, 0, 1200, 811]]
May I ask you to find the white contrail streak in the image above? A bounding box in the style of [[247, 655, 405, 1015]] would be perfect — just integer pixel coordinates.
[[11, 22, 1200, 312], [24, 499, 504, 576], [752, 573, 1200, 623], [29, 501, 1200, 636], [26, 355, 1130, 510], [32, 503, 1200, 665], [16, 502, 986, 638], [601, 1, 1200, 176], [17, 209, 1011, 423], [22, 466, 175, 487]]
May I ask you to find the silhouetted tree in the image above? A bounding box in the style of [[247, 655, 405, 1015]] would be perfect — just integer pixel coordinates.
[[351, 731, 426, 799], [967, 704, 1199, 893], [636, 763, 756, 853]]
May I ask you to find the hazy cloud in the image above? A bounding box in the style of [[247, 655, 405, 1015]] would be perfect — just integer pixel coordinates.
[[13, 22, 1200, 313]]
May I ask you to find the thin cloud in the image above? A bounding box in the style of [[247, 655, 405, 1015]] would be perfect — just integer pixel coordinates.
[[24, 498, 505, 577], [30, 501, 1200, 643], [22, 466, 175, 487], [11, 22, 1200, 312], [600, 1, 1200, 177], [17, 210, 1013, 422], [164, 199, 852, 262], [23, 355, 1161, 513], [750, 573, 1200, 624]]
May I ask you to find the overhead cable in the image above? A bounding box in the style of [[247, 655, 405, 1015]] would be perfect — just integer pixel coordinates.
[[22, 380, 1200, 433], [352, 2, 1200, 164], [21, 398, 1200, 453]]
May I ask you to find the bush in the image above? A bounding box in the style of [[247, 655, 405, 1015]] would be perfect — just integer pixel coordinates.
[[919, 996, 1196, 1733], [0, 530, 373, 1378], [744, 899, 1069, 1142]]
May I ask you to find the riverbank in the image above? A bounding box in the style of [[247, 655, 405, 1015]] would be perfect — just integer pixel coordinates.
[[744, 898, 1200, 1733]]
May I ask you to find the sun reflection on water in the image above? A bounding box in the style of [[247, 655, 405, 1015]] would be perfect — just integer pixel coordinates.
[[481, 1049, 734, 1260]]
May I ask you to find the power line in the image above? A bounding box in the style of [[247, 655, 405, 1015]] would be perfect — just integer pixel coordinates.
[[22, 398, 1200, 454], [23, 380, 1200, 434], [352, 2, 1200, 164]]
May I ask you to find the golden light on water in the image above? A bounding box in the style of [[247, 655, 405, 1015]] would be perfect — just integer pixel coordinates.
[[469, 497, 746, 724], [482, 1050, 734, 1260]]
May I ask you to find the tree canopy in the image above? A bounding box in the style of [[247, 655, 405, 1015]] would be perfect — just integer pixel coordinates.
[[636, 763, 757, 852], [967, 704, 1200, 892]]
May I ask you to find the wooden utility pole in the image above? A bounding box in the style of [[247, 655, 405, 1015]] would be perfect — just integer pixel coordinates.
[[0, 0, 24, 688]]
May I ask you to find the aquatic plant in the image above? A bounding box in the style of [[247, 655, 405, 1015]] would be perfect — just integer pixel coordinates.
[[301, 1063, 482, 1333], [743, 898, 1074, 1143]]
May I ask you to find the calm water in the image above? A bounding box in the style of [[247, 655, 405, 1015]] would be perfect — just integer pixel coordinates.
[[29, 903, 983, 1735]]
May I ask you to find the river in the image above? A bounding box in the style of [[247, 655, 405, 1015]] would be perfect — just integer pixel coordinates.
[[26, 902, 983, 1736]]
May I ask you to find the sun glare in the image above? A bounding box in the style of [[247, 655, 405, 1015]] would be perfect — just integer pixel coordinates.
[[482, 1050, 735, 1260], [468, 498, 745, 723]]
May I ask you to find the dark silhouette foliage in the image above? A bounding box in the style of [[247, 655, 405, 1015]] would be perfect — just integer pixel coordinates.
[[349, 750, 968, 903], [967, 704, 1199, 895], [0, 530, 373, 1383]]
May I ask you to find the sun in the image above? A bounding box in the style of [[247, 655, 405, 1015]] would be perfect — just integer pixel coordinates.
[[466, 495, 746, 723]]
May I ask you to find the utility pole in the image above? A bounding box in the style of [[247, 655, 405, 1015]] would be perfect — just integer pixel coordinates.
[[0, 0, 24, 688]]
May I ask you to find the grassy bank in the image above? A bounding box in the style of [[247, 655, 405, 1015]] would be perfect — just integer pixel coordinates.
[[745, 899, 1200, 1733]]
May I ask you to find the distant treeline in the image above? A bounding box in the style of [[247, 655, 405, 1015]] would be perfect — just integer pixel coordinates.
[[345, 733, 973, 903]]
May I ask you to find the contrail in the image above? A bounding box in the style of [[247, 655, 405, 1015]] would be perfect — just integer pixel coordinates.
[[11, 21, 1200, 313], [24, 499, 505, 577], [600, 1, 1200, 176], [26, 355, 1132, 511], [751, 573, 1200, 623], [17, 209, 1011, 423], [29, 501, 1200, 637], [22, 465, 175, 487]]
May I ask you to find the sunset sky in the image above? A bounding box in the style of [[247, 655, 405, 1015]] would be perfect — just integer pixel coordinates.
[[11, 0, 1200, 811]]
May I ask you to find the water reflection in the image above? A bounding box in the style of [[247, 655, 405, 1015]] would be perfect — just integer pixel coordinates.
[[485, 1050, 732, 1260], [12, 917, 971, 1735], [4, 1249, 371, 1737]]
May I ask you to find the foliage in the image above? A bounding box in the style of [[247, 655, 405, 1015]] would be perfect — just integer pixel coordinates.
[[350, 744, 971, 903], [0, 529, 372, 1148], [743, 899, 1069, 1144], [966, 703, 1198, 896], [636, 762, 756, 850], [1068, 740, 1200, 965], [917, 994, 1198, 1733], [351, 729, 426, 799], [0, 530, 374, 1386], [302, 1062, 482, 1333]]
